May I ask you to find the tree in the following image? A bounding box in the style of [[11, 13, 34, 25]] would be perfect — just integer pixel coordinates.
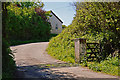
[[47, 2, 120, 64], [6, 2, 51, 41], [72, 2, 120, 59], [2, 2, 16, 79], [15, 2, 44, 8], [62, 25, 67, 29]]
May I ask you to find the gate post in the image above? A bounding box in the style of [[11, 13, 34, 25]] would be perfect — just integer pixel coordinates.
[[72, 38, 86, 63]]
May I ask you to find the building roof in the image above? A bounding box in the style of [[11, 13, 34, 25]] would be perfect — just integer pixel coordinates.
[[50, 10, 63, 23]]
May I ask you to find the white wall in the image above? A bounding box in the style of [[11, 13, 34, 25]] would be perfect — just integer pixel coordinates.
[[48, 12, 62, 34]]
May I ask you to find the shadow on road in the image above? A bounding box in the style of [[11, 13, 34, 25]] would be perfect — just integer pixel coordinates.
[[14, 64, 80, 79], [13, 63, 118, 80]]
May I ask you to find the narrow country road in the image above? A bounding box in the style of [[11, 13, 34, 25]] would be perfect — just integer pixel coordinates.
[[10, 42, 118, 80]]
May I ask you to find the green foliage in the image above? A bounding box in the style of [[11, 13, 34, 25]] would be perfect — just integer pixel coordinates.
[[6, 2, 51, 41], [2, 38, 16, 79], [73, 2, 120, 59], [87, 56, 118, 76], [49, 34, 58, 38], [62, 25, 67, 29], [47, 2, 120, 64], [47, 2, 119, 76], [2, 2, 16, 79], [47, 26, 76, 63], [9, 39, 49, 46], [15, 2, 44, 8], [9, 34, 58, 46], [38, 63, 80, 68]]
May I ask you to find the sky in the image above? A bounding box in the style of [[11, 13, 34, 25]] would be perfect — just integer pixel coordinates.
[[43, 2, 76, 26]]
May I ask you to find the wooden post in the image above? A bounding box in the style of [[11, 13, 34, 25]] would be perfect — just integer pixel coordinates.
[[72, 38, 86, 63]]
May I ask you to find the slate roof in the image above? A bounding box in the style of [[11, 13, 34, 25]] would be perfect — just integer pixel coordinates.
[[50, 10, 63, 23]]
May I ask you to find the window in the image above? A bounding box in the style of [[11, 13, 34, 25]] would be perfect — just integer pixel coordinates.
[[56, 27, 58, 29], [56, 24, 58, 30]]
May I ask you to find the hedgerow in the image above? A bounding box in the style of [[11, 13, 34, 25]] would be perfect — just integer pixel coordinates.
[[2, 2, 51, 79], [47, 2, 119, 76], [6, 2, 51, 42], [2, 2, 16, 79]]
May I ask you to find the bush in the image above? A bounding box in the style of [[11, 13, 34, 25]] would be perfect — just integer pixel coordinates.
[[87, 56, 118, 76], [47, 26, 76, 63], [47, 2, 120, 63], [2, 38, 16, 79], [2, 3, 16, 79], [6, 3, 51, 41], [47, 2, 119, 76], [9, 39, 49, 46]]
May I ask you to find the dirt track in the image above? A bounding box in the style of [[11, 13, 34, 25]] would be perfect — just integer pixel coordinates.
[[10, 42, 118, 80]]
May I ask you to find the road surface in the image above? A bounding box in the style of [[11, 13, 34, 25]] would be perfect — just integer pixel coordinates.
[[10, 42, 118, 80]]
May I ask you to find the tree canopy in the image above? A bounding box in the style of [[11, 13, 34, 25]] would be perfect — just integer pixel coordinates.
[[6, 2, 51, 41], [72, 2, 120, 57], [62, 25, 67, 29], [47, 2, 120, 63], [15, 2, 44, 8]]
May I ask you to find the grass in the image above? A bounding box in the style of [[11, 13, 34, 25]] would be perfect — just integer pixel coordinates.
[[47, 29, 119, 76], [38, 63, 80, 68], [2, 72, 15, 80], [80, 57, 118, 76], [9, 34, 58, 46], [47, 35, 119, 76], [46, 31, 76, 63], [9, 39, 49, 46], [0, 75, 2, 80]]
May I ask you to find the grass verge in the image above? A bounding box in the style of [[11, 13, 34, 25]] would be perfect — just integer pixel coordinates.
[[80, 57, 118, 76], [9, 34, 58, 46], [9, 39, 49, 46]]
